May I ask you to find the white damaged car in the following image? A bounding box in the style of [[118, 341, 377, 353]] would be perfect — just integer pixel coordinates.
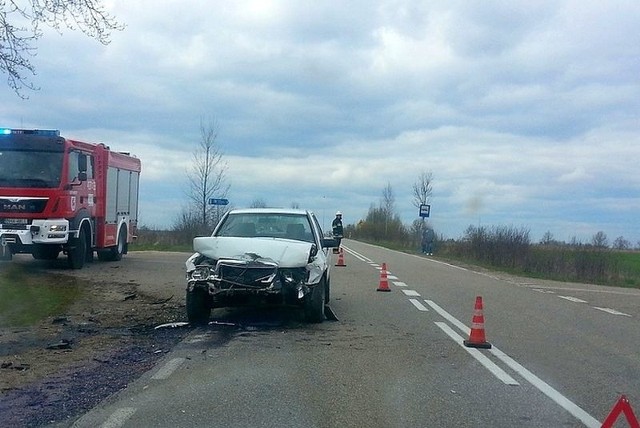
[[185, 208, 340, 324]]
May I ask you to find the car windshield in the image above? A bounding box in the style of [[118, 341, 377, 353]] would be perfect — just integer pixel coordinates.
[[215, 212, 315, 243]]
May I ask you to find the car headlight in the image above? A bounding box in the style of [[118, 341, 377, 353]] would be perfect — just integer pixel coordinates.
[[190, 266, 213, 280], [49, 225, 67, 232], [280, 268, 307, 285]]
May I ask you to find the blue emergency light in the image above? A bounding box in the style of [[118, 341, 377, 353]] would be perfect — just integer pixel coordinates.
[[0, 128, 60, 136]]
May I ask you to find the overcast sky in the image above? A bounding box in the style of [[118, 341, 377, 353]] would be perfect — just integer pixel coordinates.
[[2, 1, 639, 244]]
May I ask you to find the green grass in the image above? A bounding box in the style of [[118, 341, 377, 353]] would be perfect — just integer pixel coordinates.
[[0, 264, 84, 327], [615, 252, 640, 287]]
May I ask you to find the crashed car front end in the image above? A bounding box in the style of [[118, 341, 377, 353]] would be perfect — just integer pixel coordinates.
[[186, 236, 325, 307]]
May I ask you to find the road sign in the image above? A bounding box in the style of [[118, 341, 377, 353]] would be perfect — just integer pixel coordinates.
[[209, 198, 229, 205], [419, 204, 431, 218]]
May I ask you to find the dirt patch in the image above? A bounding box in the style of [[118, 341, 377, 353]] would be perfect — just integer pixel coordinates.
[[0, 268, 190, 427]]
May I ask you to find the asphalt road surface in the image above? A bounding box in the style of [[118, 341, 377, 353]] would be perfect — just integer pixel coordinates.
[[68, 240, 640, 428]]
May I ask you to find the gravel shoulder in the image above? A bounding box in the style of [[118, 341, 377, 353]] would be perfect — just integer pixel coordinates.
[[0, 251, 191, 427]]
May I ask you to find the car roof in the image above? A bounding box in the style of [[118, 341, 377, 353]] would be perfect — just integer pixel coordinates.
[[227, 208, 312, 216]]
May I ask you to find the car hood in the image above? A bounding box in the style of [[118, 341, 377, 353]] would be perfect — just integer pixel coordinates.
[[191, 236, 313, 268]]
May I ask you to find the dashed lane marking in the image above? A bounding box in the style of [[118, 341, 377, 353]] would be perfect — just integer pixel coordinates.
[[393, 281, 407, 287], [402, 289, 421, 297], [99, 407, 136, 428], [558, 296, 588, 303], [409, 299, 429, 311], [151, 357, 185, 380], [593, 307, 632, 317]]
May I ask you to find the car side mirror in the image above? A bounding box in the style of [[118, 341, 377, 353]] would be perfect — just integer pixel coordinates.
[[322, 237, 340, 248]]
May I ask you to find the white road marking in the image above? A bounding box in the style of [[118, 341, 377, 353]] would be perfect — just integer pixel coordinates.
[[402, 290, 421, 297], [425, 299, 600, 428], [387, 274, 399, 280], [593, 307, 631, 317], [532, 288, 556, 294], [100, 407, 136, 428], [409, 299, 429, 311], [489, 348, 600, 428], [393, 281, 407, 287], [558, 296, 588, 303], [435, 322, 519, 386], [151, 357, 185, 380]]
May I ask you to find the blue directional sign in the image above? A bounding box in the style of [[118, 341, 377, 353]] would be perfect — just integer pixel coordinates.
[[209, 198, 229, 205], [419, 204, 431, 218]]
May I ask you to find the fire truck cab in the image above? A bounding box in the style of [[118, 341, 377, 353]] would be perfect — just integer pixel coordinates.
[[0, 128, 141, 269]]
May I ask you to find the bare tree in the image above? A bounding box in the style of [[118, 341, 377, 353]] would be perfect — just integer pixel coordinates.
[[185, 118, 229, 233], [591, 231, 608, 249], [411, 171, 433, 209], [612, 236, 630, 250], [250, 198, 267, 208], [381, 181, 395, 217], [411, 171, 433, 234], [1, 1, 123, 96]]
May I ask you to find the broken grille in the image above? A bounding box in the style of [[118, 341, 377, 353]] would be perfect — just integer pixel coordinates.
[[216, 263, 277, 289]]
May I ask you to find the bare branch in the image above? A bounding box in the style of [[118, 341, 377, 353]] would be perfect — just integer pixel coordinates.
[[1, 0, 124, 96]]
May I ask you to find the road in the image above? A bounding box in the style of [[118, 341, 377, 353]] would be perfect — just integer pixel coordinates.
[[69, 240, 640, 427]]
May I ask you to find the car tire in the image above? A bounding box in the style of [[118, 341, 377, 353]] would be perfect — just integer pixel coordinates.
[[186, 287, 211, 325], [304, 279, 326, 323]]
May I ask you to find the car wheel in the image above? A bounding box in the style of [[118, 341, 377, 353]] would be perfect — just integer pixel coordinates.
[[304, 279, 326, 323], [186, 287, 211, 325]]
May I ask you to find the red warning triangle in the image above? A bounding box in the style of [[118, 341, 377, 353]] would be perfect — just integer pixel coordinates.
[[601, 395, 639, 428]]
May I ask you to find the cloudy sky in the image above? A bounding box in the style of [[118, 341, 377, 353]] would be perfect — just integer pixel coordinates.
[[2, 1, 639, 244]]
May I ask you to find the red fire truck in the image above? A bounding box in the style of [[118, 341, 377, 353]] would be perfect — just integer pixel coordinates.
[[0, 128, 141, 269]]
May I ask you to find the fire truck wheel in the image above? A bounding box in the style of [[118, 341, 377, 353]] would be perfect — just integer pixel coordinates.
[[68, 225, 89, 269], [186, 287, 211, 325], [32, 244, 60, 260], [0, 244, 12, 261], [98, 226, 126, 262]]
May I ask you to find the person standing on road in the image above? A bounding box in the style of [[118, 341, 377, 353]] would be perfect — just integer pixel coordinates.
[[332, 211, 344, 246], [422, 227, 435, 255]]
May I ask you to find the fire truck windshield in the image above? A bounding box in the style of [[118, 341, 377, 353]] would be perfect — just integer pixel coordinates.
[[0, 150, 64, 188]]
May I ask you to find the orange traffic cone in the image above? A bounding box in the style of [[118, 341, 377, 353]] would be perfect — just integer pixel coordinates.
[[463, 296, 492, 349], [377, 263, 391, 292], [335, 248, 346, 267]]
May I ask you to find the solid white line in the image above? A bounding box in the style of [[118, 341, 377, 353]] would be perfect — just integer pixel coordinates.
[[100, 407, 136, 428], [593, 307, 631, 317], [558, 296, 588, 303], [393, 281, 407, 287], [409, 299, 429, 311], [425, 299, 601, 427], [435, 322, 519, 386], [341, 246, 368, 262], [489, 348, 600, 428], [402, 290, 421, 297], [151, 357, 185, 380]]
